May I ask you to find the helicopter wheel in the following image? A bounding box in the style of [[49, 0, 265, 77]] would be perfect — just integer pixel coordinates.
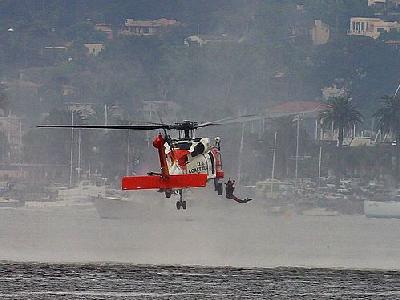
[[176, 190, 186, 210]]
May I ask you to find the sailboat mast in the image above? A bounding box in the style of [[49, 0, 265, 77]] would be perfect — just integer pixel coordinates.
[[69, 112, 74, 187], [77, 129, 82, 182]]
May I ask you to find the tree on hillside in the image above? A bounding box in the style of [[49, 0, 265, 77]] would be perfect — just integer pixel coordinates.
[[374, 94, 400, 180], [319, 96, 363, 181]]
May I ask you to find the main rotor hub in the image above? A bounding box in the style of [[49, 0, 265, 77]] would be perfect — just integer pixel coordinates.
[[173, 121, 198, 131], [173, 121, 198, 139]]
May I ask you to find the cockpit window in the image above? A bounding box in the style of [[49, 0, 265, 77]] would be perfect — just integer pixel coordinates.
[[174, 141, 192, 150]]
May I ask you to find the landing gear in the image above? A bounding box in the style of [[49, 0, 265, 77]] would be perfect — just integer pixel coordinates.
[[176, 189, 187, 210]]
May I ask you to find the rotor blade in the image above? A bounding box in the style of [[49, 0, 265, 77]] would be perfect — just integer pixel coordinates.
[[197, 121, 220, 128], [204, 111, 319, 126], [37, 124, 170, 130], [198, 114, 260, 127]]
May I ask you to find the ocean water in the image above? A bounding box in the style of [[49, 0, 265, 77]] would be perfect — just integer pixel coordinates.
[[1, 201, 400, 269], [0, 262, 399, 299], [1, 191, 400, 298]]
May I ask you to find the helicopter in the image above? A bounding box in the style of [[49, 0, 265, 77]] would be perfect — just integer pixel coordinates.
[[38, 118, 250, 210], [38, 103, 325, 210]]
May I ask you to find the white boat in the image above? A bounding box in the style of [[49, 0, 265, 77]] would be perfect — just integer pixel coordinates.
[[364, 200, 400, 219], [24, 199, 93, 209], [0, 198, 24, 208], [301, 207, 338, 216], [58, 180, 106, 202]]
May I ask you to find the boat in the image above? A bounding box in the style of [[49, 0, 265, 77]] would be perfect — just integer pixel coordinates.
[[301, 207, 338, 216], [364, 200, 400, 219], [58, 179, 106, 202], [0, 197, 24, 208]]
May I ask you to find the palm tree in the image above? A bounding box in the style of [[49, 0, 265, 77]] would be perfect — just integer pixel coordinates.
[[374, 94, 400, 180], [319, 96, 363, 181]]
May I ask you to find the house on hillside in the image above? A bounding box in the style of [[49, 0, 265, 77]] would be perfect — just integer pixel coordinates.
[[95, 23, 113, 40], [348, 17, 400, 39], [288, 10, 330, 46], [368, 0, 386, 7], [310, 20, 330, 45], [368, 0, 400, 8], [392, 0, 400, 7], [41, 45, 71, 63], [321, 84, 348, 100], [385, 39, 400, 48], [84, 43, 105, 56], [183, 34, 239, 46], [42, 46, 68, 54], [120, 18, 180, 36]]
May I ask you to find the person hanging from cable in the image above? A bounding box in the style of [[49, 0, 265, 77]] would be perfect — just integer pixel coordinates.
[[225, 178, 252, 203]]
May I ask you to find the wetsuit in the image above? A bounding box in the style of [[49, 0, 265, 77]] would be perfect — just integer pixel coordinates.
[[225, 180, 251, 203]]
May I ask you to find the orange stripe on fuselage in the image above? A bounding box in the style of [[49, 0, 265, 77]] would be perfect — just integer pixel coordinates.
[[122, 174, 208, 190]]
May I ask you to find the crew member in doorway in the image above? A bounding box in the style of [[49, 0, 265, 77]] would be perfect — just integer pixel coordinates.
[[225, 178, 252, 203]]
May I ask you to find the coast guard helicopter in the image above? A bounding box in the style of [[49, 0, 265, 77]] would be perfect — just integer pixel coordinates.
[[38, 117, 254, 210], [38, 102, 325, 210]]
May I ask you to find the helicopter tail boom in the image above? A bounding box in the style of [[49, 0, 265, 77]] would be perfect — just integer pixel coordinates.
[[121, 174, 208, 190]]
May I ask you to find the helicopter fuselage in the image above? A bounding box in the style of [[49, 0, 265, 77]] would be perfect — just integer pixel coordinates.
[[121, 133, 224, 194], [166, 137, 223, 180]]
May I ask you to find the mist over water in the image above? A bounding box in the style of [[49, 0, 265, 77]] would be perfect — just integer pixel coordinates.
[[1, 189, 399, 270]]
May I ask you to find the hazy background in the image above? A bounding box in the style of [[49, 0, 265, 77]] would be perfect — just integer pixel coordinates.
[[0, 1, 400, 269], [0, 0, 399, 184]]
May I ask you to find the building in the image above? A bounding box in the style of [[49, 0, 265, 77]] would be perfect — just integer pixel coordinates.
[[391, 0, 400, 7], [321, 84, 348, 100], [266, 101, 328, 141], [66, 103, 96, 120], [120, 18, 180, 36], [385, 39, 400, 48], [348, 17, 400, 39], [43, 46, 68, 54], [94, 23, 113, 40], [84, 43, 105, 56], [267, 101, 327, 118], [368, 0, 400, 7], [105, 104, 125, 121], [184, 34, 238, 47], [368, 0, 386, 6], [311, 20, 330, 45], [0, 114, 23, 156]]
